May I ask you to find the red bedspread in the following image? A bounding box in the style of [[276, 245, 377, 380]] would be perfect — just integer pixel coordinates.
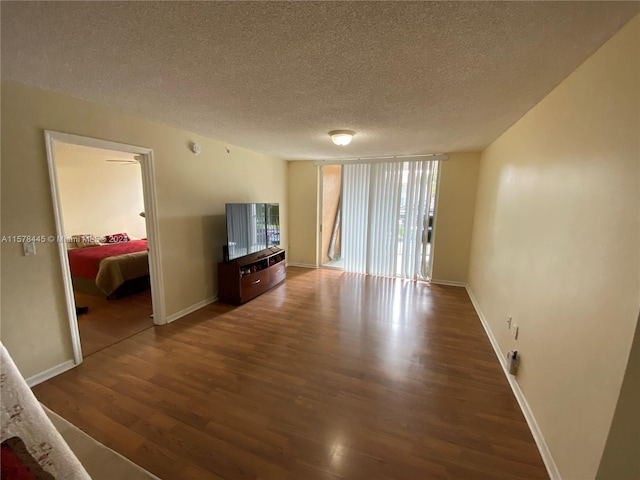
[[68, 240, 148, 279]]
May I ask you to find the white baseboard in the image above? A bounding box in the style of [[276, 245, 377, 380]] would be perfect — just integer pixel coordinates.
[[26, 359, 76, 387], [319, 264, 343, 271], [165, 296, 217, 324], [430, 279, 467, 287], [465, 286, 562, 480], [286, 262, 318, 269]]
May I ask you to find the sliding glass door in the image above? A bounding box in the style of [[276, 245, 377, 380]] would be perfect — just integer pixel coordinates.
[[341, 160, 439, 280]]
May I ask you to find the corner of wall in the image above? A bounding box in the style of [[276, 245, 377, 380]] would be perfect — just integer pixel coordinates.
[[464, 16, 639, 480], [431, 152, 481, 283], [596, 312, 640, 479]]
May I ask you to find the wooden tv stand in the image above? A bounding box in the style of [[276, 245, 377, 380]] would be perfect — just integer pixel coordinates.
[[217, 248, 286, 305]]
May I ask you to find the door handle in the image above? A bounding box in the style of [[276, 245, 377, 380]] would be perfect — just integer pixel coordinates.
[[251, 279, 261, 284]]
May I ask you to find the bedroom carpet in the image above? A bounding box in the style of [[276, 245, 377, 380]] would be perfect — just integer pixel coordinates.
[[75, 289, 153, 357]]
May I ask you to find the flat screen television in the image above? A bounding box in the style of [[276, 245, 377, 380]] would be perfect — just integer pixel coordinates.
[[225, 203, 280, 261]]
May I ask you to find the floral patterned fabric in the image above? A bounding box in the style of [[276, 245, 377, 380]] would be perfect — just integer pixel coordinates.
[[0, 343, 90, 479]]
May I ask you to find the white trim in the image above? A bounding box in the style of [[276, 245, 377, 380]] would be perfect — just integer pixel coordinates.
[[465, 286, 562, 480], [165, 296, 217, 324], [287, 262, 318, 269], [138, 148, 167, 326], [321, 264, 344, 271], [44, 131, 167, 368], [317, 165, 324, 268], [45, 131, 154, 155], [26, 360, 75, 387], [430, 279, 466, 287], [44, 133, 84, 365]]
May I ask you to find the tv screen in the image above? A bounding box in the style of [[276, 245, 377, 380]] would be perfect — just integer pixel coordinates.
[[225, 203, 279, 261]]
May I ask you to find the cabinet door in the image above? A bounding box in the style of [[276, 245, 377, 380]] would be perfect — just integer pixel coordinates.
[[240, 269, 269, 303], [218, 262, 241, 303], [269, 262, 286, 288]]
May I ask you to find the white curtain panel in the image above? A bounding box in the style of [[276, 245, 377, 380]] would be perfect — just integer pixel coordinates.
[[342, 163, 370, 274], [399, 161, 433, 279], [367, 162, 403, 276], [342, 160, 437, 280]]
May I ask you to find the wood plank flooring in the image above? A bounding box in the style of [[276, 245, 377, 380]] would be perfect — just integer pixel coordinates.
[[35, 267, 548, 479], [75, 289, 154, 356]]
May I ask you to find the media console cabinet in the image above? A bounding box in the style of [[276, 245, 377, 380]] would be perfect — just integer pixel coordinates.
[[217, 248, 286, 304]]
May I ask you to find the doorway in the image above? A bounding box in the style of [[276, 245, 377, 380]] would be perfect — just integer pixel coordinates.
[[45, 131, 165, 364], [320, 165, 343, 269]]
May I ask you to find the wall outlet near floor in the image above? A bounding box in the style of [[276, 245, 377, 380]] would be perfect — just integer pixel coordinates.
[[507, 350, 519, 375], [512, 324, 519, 340]]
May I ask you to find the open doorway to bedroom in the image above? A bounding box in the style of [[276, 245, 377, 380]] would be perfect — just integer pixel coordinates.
[[53, 142, 153, 356], [45, 131, 165, 364]]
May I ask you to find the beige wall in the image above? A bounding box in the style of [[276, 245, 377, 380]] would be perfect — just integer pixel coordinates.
[[432, 152, 480, 283], [286, 161, 318, 266], [0, 81, 288, 378], [467, 16, 639, 480], [596, 312, 640, 480], [56, 145, 147, 240]]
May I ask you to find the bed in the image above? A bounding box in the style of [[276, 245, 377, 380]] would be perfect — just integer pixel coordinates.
[[68, 239, 149, 298]]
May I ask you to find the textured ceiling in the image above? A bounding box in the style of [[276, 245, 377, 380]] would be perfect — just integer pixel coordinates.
[[2, 2, 638, 160]]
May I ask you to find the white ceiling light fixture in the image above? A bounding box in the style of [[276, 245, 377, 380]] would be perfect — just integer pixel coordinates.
[[329, 130, 355, 146]]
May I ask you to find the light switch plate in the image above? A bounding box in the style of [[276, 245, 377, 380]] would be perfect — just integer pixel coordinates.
[[23, 241, 36, 256]]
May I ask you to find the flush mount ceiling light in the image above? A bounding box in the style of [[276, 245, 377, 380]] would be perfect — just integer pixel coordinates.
[[329, 130, 355, 146]]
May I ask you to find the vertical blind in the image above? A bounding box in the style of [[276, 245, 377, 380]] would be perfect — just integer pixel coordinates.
[[342, 163, 369, 275], [342, 160, 438, 280]]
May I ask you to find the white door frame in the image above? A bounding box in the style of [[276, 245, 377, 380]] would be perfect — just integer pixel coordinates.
[[318, 165, 344, 270], [44, 130, 166, 365], [317, 165, 324, 267]]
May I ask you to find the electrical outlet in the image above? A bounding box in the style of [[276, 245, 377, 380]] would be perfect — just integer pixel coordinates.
[[512, 324, 519, 340], [507, 315, 512, 330], [507, 350, 519, 375]]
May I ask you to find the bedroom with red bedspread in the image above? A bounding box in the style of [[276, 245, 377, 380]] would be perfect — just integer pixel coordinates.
[[68, 240, 148, 279], [67, 238, 149, 297]]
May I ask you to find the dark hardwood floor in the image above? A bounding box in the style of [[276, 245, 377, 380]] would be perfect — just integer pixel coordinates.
[[35, 267, 548, 479], [75, 289, 153, 357]]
